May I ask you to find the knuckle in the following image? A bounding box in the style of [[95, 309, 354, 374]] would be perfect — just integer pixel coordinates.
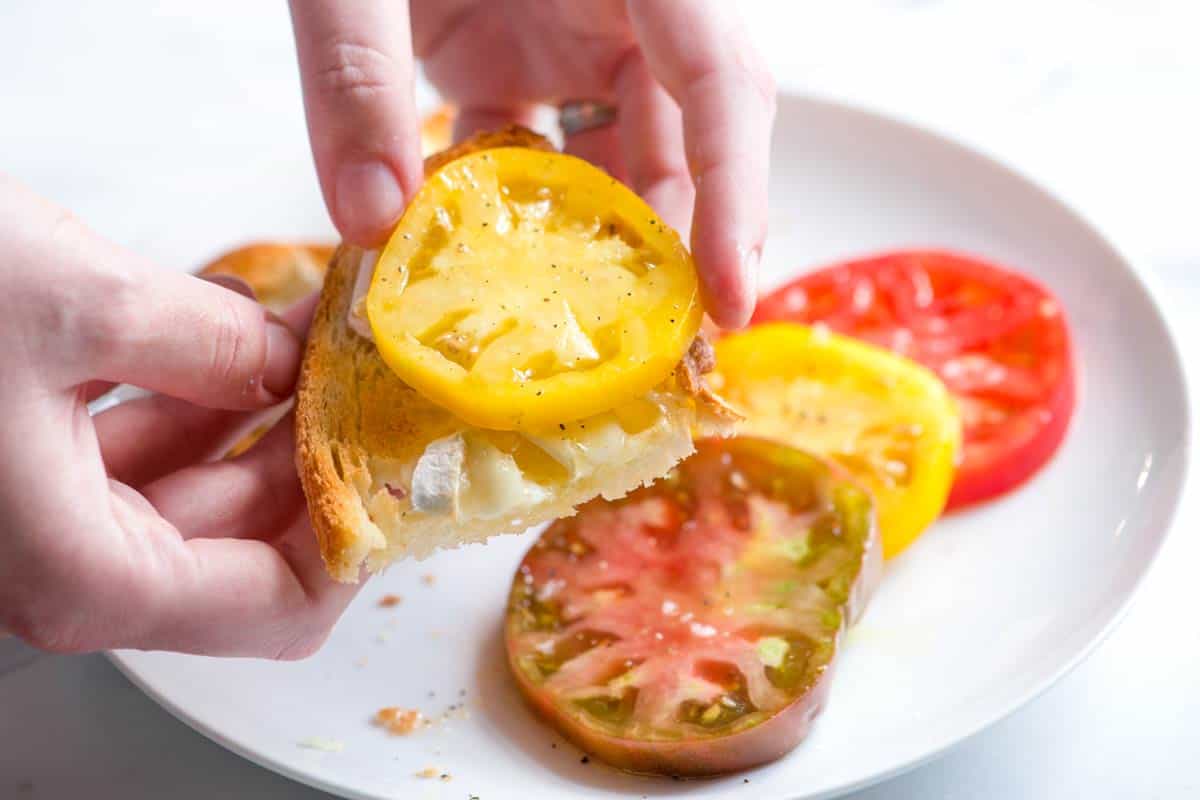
[[272, 622, 332, 661], [204, 293, 257, 395], [313, 41, 403, 102]]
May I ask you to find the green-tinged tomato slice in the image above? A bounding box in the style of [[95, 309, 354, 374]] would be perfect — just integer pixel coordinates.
[[503, 437, 882, 777]]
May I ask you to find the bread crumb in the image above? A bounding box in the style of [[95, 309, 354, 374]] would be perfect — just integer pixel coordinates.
[[378, 594, 403, 608], [353, 656, 369, 668], [297, 737, 344, 753], [415, 766, 439, 778], [421, 573, 436, 586], [375, 707, 425, 735]]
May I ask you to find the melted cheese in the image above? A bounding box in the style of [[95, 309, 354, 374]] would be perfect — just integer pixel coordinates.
[[350, 252, 693, 522], [405, 396, 681, 521]]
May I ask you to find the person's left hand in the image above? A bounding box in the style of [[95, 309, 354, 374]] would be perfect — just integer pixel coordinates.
[[0, 177, 359, 657]]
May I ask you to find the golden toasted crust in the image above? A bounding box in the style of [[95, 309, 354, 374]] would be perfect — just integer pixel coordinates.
[[297, 127, 557, 580], [200, 242, 334, 312], [423, 124, 553, 173], [296, 245, 374, 579]]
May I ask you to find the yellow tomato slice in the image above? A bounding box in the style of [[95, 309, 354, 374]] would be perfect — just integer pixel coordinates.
[[712, 323, 960, 558], [367, 147, 702, 432]]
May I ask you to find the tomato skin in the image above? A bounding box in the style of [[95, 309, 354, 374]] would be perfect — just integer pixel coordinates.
[[754, 250, 1076, 510], [368, 147, 702, 432], [510, 670, 839, 776], [713, 323, 960, 559], [947, 348, 1075, 507], [504, 438, 881, 777]]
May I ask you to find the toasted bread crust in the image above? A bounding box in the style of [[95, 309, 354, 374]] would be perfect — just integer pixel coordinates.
[[200, 242, 334, 312], [296, 246, 365, 580], [297, 127, 556, 580]]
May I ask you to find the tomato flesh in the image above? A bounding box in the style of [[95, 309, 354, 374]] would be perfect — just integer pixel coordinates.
[[368, 147, 702, 432], [754, 250, 1076, 508], [504, 437, 881, 776], [713, 323, 960, 558]]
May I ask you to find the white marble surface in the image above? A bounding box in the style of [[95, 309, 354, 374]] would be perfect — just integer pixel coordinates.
[[2, 2, 1197, 798]]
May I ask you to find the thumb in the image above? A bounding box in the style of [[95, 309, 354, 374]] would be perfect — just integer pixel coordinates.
[[289, 0, 424, 247]]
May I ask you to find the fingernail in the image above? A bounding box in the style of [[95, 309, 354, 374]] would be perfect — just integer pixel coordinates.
[[335, 160, 405, 245], [262, 311, 302, 401], [202, 273, 256, 300]]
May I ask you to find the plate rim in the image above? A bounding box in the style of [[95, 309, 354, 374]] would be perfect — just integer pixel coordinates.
[[108, 89, 1192, 800]]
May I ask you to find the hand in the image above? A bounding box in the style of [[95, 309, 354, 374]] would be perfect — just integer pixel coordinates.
[[0, 176, 358, 657], [289, 0, 776, 328]]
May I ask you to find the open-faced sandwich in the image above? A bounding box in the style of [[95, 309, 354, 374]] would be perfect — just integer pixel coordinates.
[[296, 128, 737, 582]]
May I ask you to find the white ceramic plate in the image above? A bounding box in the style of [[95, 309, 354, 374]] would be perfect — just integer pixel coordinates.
[[110, 94, 1190, 800]]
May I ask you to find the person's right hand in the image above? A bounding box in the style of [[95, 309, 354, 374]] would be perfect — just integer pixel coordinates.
[[0, 176, 358, 657], [289, 0, 776, 328]]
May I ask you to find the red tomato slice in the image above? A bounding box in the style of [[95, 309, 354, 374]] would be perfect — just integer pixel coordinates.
[[754, 250, 1076, 509], [504, 437, 881, 777]]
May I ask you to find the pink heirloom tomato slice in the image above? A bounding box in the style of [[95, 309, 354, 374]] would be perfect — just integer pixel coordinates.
[[503, 437, 882, 776]]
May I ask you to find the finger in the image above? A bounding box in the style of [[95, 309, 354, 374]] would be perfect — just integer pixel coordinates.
[[115, 497, 360, 658], [93, 396, 253, 487], [80, 380, 119, 403], [278, 288, 321, 337], [290, 0, 424, 247], [563, 123, 629, 186], [2, 179, 303, 404], [612, 51, 692, 236], [454, 104, 544, 144], [90, 271, 302, 408], [93, 291, 316, 485], [627, 0, 777, 328], [167, 517, 359, 658], [140, 413, 302, 542]]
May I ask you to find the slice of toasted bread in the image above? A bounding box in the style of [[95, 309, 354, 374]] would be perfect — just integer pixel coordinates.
[[296, 128, 734, 582]]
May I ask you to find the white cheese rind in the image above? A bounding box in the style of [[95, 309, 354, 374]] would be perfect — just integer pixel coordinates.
[[410, 433, 465, 516], [347, 249, 378, 341]]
